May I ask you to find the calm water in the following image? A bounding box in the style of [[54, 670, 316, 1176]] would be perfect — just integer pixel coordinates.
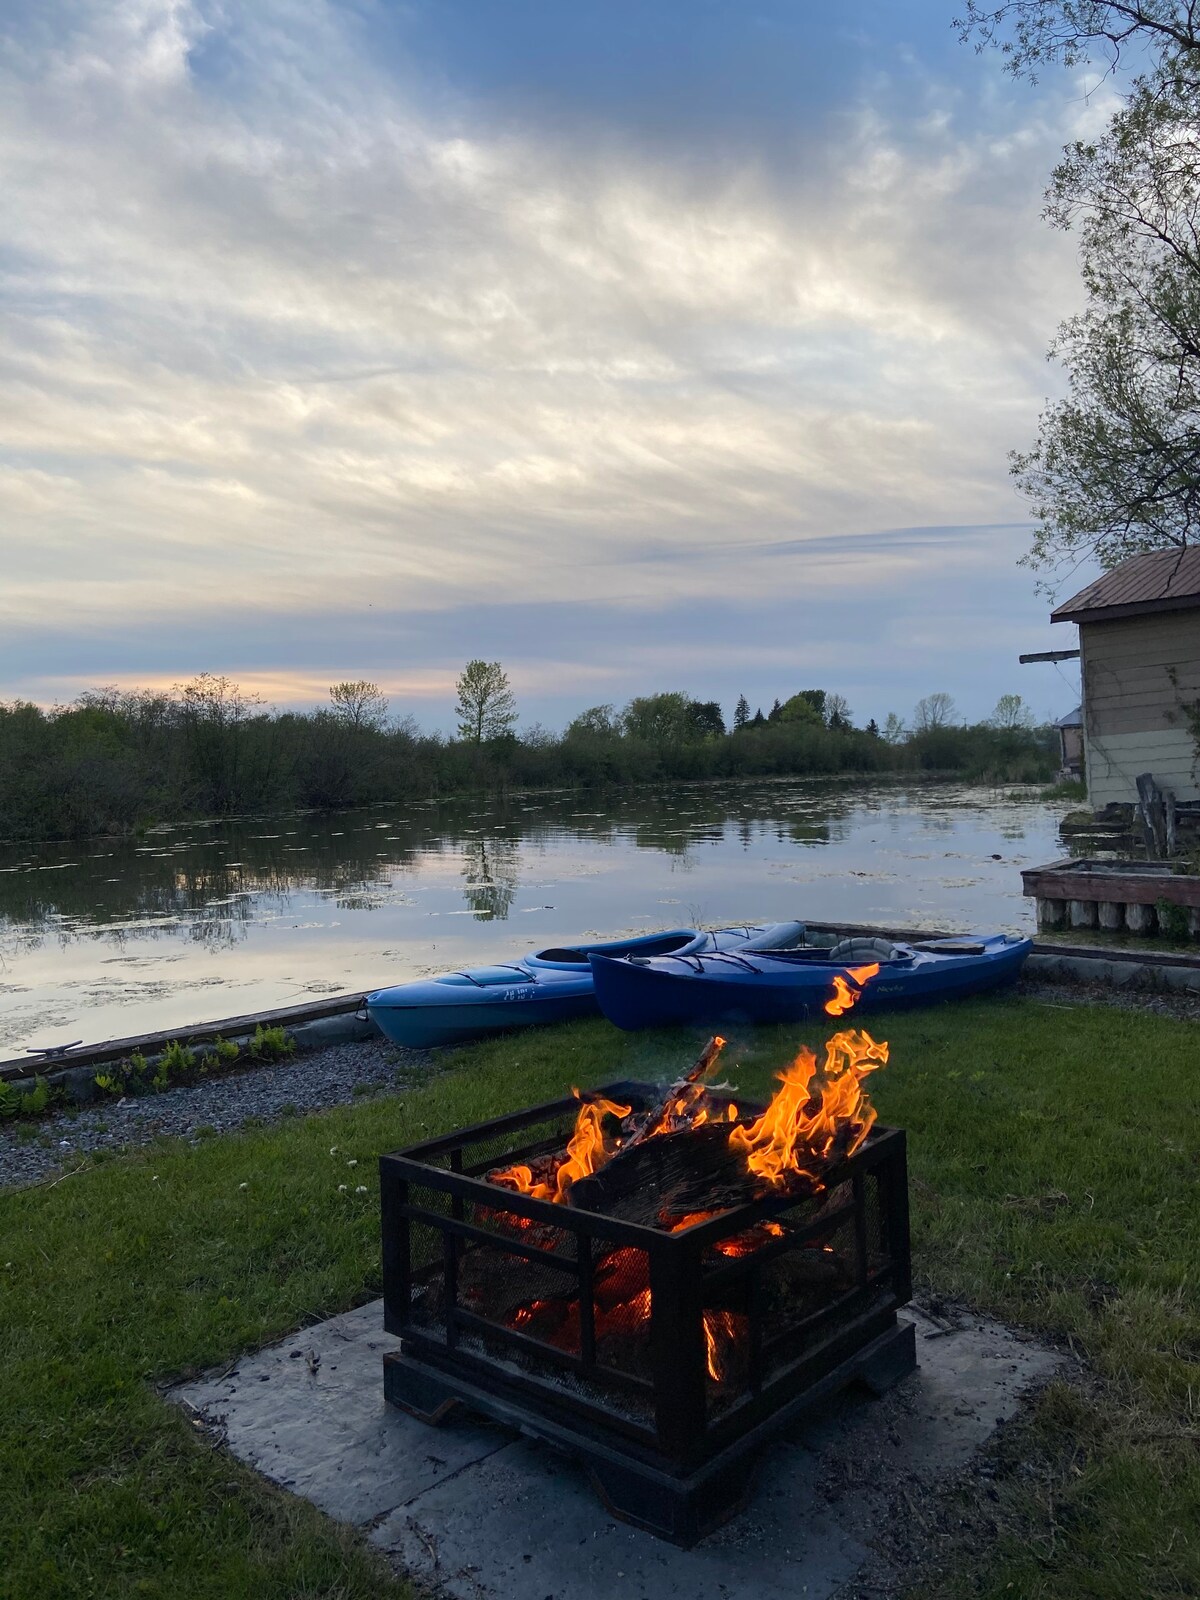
[[0, 780, 1068, 1056]]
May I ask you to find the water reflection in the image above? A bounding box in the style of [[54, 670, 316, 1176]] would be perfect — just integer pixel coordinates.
[[0, 780, 1070, 1053]]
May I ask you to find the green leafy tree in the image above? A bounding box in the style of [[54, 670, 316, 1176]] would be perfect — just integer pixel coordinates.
[[960, 2, 1200, 571], [990, 693, 1036, 731], [777, 691, 825, 726], [328, 680, 388, 731], [733, 694, 750, 730], [565, 704, 620, 739], [455, 661, 517, 744], [688, 700, 726, 738], [882, 712, 906, 744], [622, 692, 696, 743]]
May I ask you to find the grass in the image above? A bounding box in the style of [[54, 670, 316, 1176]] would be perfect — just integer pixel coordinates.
[[1, 997, 1198, 1597]]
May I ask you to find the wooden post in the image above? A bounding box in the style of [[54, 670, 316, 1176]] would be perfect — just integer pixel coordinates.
[[1165, 789, 1178, 857], [1069, 899, 1098, 929], [1097, 901, 1125, 931], [1136, 773, 1166, 859], [1126, 902, 1156, 935], [1189, 909, 1200, 940]]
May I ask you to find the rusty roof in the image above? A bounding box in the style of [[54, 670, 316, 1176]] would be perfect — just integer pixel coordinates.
[[1052, 547, 1200, 623]]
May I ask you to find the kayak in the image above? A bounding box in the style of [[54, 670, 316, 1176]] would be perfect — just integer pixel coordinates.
[[365, 921, 807, 1049], [588, 932, 1032, 1032]]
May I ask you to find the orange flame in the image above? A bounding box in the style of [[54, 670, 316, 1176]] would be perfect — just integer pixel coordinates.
[[490, 1090, 631, 1202], [728, 1028, 888, 1189], [824, 963, 880, 1016], [702, 1309, 744, 1381]]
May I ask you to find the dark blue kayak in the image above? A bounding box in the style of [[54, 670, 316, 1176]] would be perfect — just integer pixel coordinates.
[[365, 921, 807, 1049], [588, 932, 1032, 1032]]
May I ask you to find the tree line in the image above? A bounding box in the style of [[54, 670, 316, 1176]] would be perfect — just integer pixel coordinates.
[[0, 664, 1057, 843]]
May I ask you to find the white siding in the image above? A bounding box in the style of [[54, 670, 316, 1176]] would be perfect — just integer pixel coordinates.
[[1080, 610, 1200, 805], [1083, 728, 1198, 807]]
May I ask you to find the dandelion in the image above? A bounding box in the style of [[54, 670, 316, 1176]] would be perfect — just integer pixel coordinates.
[[329, 1147, 338, 1156], [346, 1159, 358, 1168], [152, 1175, 160, 1183], [239, 1182, 248, 1190], [355, 1185, 368, 1194], [337, 1184, 348, 1193]]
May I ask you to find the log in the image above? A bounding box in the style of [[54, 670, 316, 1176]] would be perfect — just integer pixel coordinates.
[[568, 1121, 755, 1222]]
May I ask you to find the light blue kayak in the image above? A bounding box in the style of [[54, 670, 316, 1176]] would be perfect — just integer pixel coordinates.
[[365, 922, 807, 1049]]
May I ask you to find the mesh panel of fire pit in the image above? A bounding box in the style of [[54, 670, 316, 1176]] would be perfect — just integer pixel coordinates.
[[380, 1073, 915, 1545]]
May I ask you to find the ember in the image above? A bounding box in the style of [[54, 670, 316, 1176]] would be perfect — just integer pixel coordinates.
[[380, 991, 914, 1547]]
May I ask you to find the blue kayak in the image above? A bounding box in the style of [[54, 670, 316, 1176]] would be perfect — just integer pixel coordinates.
[[588, 932, 1032, 1032], [365, 921, 807, 1049]]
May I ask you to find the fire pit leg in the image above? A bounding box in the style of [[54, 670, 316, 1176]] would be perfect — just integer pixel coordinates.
[[857, 1318, 917, 1396], [383, 1357, 463, 1426]]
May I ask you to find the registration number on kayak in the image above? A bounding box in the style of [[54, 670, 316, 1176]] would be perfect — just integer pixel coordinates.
[[499, 986, 537, 1002]]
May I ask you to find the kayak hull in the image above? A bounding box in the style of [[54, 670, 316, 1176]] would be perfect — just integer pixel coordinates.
[[588, 935, 1032, 1032], [366, 921, 807, 1049]]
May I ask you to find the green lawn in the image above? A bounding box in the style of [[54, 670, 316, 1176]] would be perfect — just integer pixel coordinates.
[[1, 997, 1198, 1598]]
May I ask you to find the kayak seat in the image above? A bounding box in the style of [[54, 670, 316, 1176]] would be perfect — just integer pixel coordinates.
[[828, 936, 899, 962]]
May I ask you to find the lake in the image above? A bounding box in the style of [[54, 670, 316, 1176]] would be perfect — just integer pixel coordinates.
[[0, 779, 1068, 1056]]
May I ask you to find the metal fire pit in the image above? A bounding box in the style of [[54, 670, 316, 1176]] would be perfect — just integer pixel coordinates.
[[379, 1082, 915, 1546]]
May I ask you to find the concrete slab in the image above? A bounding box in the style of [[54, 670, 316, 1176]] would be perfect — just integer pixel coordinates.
[[172, 1301, 1063, 1600]]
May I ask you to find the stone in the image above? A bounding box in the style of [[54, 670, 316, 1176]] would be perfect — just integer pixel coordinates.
[[1097, 901, 1125, 932], [172, 1300, 1064, 1600], [1125, 903, 1156, 935], [1036, 898, 1066, 930], [1069, 899, 1098, 929]]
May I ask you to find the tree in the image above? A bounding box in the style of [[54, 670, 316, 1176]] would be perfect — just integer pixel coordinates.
[[866, 717, 881, 738], [328, 680, 388, 731], [990, 692, 1036, 730], [767, 697, 783, 721], [826, 693, 853, 731], [622, 692, 697, 743], [455, 661, 516, 743], [688, 700, 726, 738], [913, 693, 957, 732], [751, 707, 766, 727], [882, 712, 906, 743], [565, 703, 620, 739], [960, 3, 1200, 571], [733, 694, 750, 730], [776, 690, 825, 726]]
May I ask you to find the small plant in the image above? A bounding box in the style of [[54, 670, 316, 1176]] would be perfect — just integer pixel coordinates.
[[197, 1035, 240, 1074], [159, 1040, 195, 1079], [0, 1076, 54, 1119], [1156, 898, 1191, 941], [93, 1073, 122, 1097], [248, 1024, 294, 1062]]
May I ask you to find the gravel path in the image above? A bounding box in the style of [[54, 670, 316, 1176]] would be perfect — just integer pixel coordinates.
[[0, 1036, 431, 1192], [2, 970, 1194, 1193]]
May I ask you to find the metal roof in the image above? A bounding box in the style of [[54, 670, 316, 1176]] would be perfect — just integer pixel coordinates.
[[1052, 547, 1200, 623], [1055, 706, 1082, 728]]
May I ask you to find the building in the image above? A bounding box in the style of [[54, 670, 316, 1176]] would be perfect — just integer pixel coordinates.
[[1055, 706, 1083, 778], [1052, 548, 1200, 807]]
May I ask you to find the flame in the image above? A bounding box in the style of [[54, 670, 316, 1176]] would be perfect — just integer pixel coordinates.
[[702, 1309, 745, 1381], [728, 1028, 888, 1189], [824, 963, 880, 1017], [486, 1027, 889, 1386], [490, 1090, 631, 1202]]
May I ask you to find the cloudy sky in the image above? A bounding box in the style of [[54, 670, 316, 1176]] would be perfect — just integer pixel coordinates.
[[1, 0, 1106, 732]]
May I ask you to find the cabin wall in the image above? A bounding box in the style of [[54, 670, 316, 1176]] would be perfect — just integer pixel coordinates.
[[1080, 609, 1200, 806]]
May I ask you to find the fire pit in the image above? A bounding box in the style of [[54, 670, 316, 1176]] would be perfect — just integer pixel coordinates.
[[379, 1029, 915, 1546]]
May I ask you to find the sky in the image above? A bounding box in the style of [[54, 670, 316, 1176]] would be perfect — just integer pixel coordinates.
[[0, 0, 1109, 733]]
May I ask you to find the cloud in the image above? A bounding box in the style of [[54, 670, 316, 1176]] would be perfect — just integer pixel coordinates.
[[0, 0, 1090, 720]]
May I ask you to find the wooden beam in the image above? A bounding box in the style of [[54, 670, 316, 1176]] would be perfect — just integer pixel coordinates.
[[1018, 649, 1081, 663]]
